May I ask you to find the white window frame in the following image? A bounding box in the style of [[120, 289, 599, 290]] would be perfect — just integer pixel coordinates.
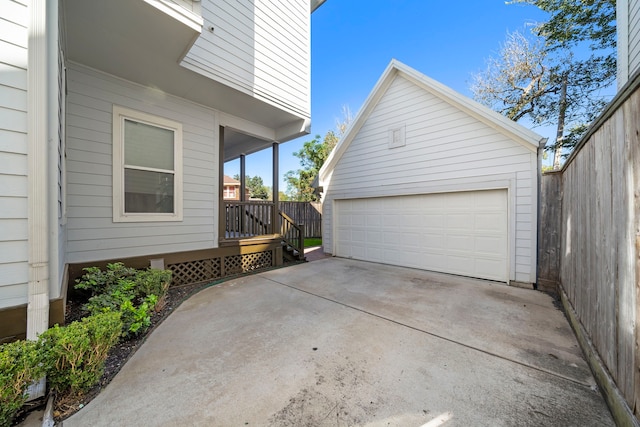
[[112, 105, 183, 222]]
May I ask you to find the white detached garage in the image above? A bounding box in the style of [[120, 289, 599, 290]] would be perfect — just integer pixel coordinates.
[[318, 60, 546, 285]]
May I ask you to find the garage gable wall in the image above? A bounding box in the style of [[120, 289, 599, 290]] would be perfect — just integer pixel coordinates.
[[322, 74, 539, 284]]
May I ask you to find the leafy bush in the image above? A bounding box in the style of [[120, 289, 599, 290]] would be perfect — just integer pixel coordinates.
[[135, 269, 171, 311], [74, 262, 138, 295], [40, 312, 122, 397], [0, 340, 45, 427], [116, 298, 152, 337], [75, 264, 171, 338]]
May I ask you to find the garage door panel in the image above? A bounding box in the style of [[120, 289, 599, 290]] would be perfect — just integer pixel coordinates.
[[422, 214, 445, 228], [446, 255, 475, 274], [423, 255, 446, 271], [383, 214, 399, 227], [403, 232, 421, 248], [367, 247, 383, 261], [366, 214, 381, 226], [351, 214, 366, 226], [447, 234, 473, 251], [383, 231, 401, 245], [447, 213, 474, 231], [404, 214, 422, 227], [335, 190, 508, 282], [476, 258, 506, 281], [476, 189, 506, 208], [367, 230, 383, 243], [475, 235, 506, 255], [350, 244, 366, 258], [446, 195, 473, 210], [475, 213, 505, 232], [351, 230, 365, 242]]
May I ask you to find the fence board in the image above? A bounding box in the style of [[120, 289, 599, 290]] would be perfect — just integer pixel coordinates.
[[541, 82, 639, 420], [625, 91, 640, 413], [537, 172, 562, 292], [278, 201, 322, 238]]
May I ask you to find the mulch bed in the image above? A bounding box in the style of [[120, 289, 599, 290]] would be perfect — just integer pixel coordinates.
[[11, 280, 214, 425], [53, 280, 211, 421]]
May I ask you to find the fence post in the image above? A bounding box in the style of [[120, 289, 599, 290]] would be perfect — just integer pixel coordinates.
[[537, 171, 562, 293]]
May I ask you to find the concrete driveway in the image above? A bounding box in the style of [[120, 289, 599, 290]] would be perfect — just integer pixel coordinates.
[[64, 258, 613, 426]]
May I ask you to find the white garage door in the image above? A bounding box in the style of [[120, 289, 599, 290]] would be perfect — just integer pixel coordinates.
[[335, 190, 508, 282]]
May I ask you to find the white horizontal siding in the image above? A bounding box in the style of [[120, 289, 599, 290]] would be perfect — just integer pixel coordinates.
[[0, 0, 29, 308], [323, 76, 537, 283], [65, 64, 219, 264], [630, 0, 640, 76], [182, 0, 310, 117]]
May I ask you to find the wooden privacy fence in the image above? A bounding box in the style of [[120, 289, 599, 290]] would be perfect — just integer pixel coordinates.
[[278, 201, 322, 238], [538, 74, 640, 424]]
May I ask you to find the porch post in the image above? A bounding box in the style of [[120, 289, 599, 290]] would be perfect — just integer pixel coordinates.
[[240, 154, 246, 201], [218, 126, 225, 241], [272, 142, 279, 234]]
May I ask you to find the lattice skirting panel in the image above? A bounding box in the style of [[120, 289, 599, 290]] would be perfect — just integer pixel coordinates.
[[168, 258, 222, 286], [168, 250, 273, 286], [224, 251, 272, 276]]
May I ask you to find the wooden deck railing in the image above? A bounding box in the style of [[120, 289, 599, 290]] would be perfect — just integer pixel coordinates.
[[224, 201, 274, 238], [223, 201, 305, 260], [280, 211, 304, 260]]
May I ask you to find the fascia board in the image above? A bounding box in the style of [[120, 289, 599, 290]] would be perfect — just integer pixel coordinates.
[[394, 61, 545, 152], [319, 61, 399, 182]]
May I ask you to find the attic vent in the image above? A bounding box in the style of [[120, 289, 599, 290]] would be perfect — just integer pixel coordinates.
[[388, 125, 406, 149]]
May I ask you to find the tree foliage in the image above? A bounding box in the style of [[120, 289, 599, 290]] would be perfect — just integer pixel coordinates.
[[471, 32, 550, 122], [472, 0, 615, 167], [511, 0, 615, 51], [285, 109, 352, 201], [233, 174, 270, 200], [285, 131, 338, 201]]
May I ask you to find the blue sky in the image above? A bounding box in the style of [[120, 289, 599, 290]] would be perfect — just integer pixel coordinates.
[[225, 1, 551, 191]]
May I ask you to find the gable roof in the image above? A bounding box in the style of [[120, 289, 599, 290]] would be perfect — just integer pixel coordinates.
[[319, 60, 546, 182], [223, 175, 240, 186]]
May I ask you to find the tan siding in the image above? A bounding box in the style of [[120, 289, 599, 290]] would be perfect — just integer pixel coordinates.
[[65, 64, 218, 264], [182, 0, 310, 117], [323, 76, 537, 283], [0, 0, 29, 308]]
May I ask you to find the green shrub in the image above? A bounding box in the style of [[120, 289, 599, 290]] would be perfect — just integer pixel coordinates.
[[75, 262, 137, 295], [117, 298, 152, 338], [135, 269, 171, 311], [82, 286, 153, 339], [40, 311, 122, 397], [0, 340, 45, 427], [75, 264, 172, 337]]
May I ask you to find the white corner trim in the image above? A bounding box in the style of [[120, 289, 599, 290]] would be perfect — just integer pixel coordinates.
[[26, 0, 51, 343]]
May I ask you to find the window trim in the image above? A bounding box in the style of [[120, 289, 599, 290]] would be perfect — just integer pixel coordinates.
[[112, 105, 183, 222]]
